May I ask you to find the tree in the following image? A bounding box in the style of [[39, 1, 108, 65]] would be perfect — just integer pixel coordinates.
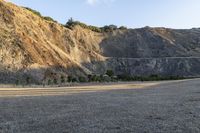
[[72, 78, 77, 82], [53, 78, 57, 84], [66, 17, 74, 27], [48, 79, 52, 85], [109, 25, 118, 30], [26, 76, 30, 85], [91, 75, 98, 82], [101, 25, 110, 32], [119, 26, 127, 30], [67, 76, 73, 82], [101, 25, 118, 32], [87, 74, 92, 82], [60, 76, 65, 83], [106, 70, 114, 77], [78, 77, 87, 82], [15, 79, 19, 86]]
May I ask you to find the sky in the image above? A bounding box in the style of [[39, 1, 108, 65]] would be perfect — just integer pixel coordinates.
[[8, 0, 200, 29]]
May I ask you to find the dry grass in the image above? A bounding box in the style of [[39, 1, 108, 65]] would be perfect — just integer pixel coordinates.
[[0, 79, 200, 132], [0, 82, 158, 97]]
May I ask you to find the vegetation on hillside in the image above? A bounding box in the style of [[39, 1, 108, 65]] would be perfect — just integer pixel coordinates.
[[24, 7, 42, 17], [22, 7, 128, 32], [24, 7, 57, 23], [30, 69, 187, 86], [12, 67, 187, 86], [65, 18, 128, 32], [65, 18, 102, 32]]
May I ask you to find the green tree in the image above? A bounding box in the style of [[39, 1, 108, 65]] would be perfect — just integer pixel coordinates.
[[78, 77, 87, 82], [15, 79, 19, 86], [48, 79, 52, 85], [60, 76, 65, 83], [72, 78, 77, 82], [53, 78, 57, 84], [91, 75, 98, 82], [106, 70, 114, 77], [66, 17, 74, 27], [101, 25, 118, 32], [67, 76, 73, 82], [119, 26, 127, 30], [26, 76, 30, 85], [87, 74, 92, 82]]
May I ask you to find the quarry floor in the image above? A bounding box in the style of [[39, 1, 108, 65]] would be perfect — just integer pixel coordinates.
[[0, 79, 200, 133]]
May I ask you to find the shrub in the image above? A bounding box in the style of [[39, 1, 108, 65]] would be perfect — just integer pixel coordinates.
[[117, 74, 186, 81], [117, 74, 133, 81], [43, 16, 57, 22], [24, 7, 57, 23], [78, 77, 87, 83], [95, 75, 101, 82], [65, 74, 186, 83], [67, 76, 73, 82], [88, 25, 102, 32], [106, 70, 114, 77], [15, 79, 19, 85], [100, 74, 104, 82], [87, 74, 93, 82], [60, 76, 65, 83], [109, 25, 118, 30], [119, 26, 128, 30], [26, 76, 30, 85], [65, 18, 102, 32], [66, 17, 74, 27], [48, 79, 52, 85], [72, 77, 78, 82], [91, 75, 98, 82], [24, 7, 42, 17], [87, 75, 101, 82], [101, 25, 118, 32], [65, 18, 128, 33], [53, 78, 58, 84], [87, 74, 111, 82], [101, 26, 110, 32], [101, 74, 111, 82]]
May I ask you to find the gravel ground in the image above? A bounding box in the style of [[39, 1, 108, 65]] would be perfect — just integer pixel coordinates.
[[0, 79, 200, 133]]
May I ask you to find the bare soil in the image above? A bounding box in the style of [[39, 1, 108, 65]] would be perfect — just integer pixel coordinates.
[[0, 79, 200, 133]]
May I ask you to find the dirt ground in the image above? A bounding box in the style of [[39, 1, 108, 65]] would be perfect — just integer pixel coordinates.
[[0, 79, 200, 133]]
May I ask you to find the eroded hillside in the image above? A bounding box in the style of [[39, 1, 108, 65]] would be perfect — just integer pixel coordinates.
[[0, 0, 106, 83], [1, 0, 200, 84]]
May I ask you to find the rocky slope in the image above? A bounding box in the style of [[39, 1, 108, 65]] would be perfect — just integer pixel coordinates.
[[0, 0, 200, 84]]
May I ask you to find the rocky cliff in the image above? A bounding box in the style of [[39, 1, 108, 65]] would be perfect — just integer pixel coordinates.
[[1, 0, 200, 84]]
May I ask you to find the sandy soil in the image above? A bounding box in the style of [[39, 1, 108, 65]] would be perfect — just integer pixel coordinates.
[[0, 79, 200, 132]]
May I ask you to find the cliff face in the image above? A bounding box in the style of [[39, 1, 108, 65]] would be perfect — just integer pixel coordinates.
[[100, 27, 200, 58], [1, 0, 200, 84]]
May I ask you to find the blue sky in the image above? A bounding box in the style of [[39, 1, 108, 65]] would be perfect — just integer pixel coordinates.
[[9, 0, 200, 29]]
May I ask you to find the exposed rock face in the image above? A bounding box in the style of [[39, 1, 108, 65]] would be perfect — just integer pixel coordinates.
[[82, 57, 200, 77], [98, 57, 200, 77], [0, 0, 200, 84], [100, 28, 200, 58]]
